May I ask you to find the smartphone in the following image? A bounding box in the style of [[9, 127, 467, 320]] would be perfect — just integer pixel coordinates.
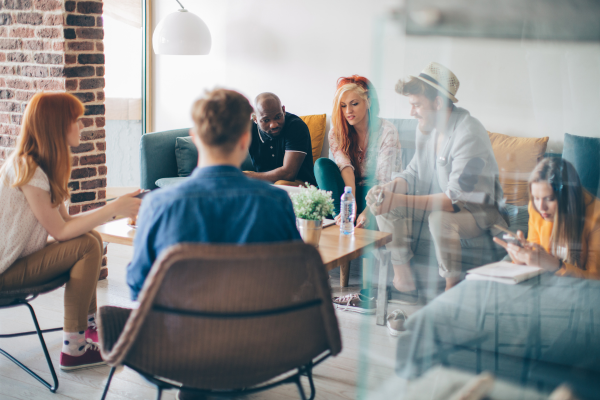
[[493, 224, 523, 248], [134, 190, 152, 200]]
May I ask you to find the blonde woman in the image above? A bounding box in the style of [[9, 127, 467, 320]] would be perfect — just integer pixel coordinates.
[[314, 75, 402, 228], [0, 92, 140, 370], [495, 158, 600, 279]]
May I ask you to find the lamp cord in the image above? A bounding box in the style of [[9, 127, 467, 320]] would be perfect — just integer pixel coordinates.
[[175, 0, 185, 9]]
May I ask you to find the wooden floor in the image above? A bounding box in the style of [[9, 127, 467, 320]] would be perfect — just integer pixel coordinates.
[[0, 244, 423, 400]]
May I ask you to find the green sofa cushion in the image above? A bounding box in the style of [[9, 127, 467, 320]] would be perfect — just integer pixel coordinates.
[[175, 136, 198, 177]]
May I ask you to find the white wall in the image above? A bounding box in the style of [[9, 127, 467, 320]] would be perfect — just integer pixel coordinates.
[[152, 0, 600, 154]]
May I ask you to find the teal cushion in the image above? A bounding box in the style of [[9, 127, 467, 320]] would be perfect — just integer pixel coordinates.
[[175, 137, 199, 177], [155, 177, 189, 188], [562, 133, 600, 197]]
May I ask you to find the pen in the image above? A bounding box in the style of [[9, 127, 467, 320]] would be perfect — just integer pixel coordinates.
[[376, 188, 384, 205]]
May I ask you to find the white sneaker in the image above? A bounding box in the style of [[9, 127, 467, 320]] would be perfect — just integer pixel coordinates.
[[387, 309, 408, 336]]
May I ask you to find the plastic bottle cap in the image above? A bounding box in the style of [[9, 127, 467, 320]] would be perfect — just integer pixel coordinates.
[[344, 186, 352, 193]]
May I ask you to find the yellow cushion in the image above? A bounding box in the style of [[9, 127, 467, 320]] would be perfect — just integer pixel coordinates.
[[300, 114, 326, 164], [488, 132, 549, 206]]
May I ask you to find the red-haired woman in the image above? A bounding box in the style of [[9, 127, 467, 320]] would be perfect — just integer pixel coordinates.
[[315, 75, 402, 228], [0, 92, 140, 370]]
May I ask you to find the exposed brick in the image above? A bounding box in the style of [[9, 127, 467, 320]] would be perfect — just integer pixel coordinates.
[[72, 155, 78, 166], [77, 1, 103, 14], [68, 181, 79, 191], [68, 205, 80, 215], [52, 41, 63, 51], [0, 102, 20, 112], [84, 104, 104, 116], [96, 91, 104, 101], [0, 90, 14, 99], [96, 16, 102, 27], [36, 27, 61, 38], [75, 28, 103, 40], [70, 167, 96, 179], [80, 129, 104, 141], [0, 66, 15, 74], [81, 178, 106, 190], [65, 66, 94, 77], [23, 39, 43, 50], [71, 191, 95, 203], [65, 54, 75, 64], [83, 201, 105, 212], [96, 42, 103, 51], [94, 117, 105, 127], [42, 13, 62, 25], [7, 52, 30, 62], [66, 14, 95, 27], [10, 27, 35, 38], [73, 92, 95, 103], [98, 189, 105, 200], [37, 79, 64, 90], [17, 12, 44, 25], [96, 141, 105, 151], [33, 52, 62, 64], [64, 1, 75, 12], [11, 114, 22, 124], [95, 66, 104, 76], [78, 53, 103, 64], [80, 117, 93, 127], [49, 66, 63, 77], [79, 78, 103, 90], [67, 41, 94, 51], [16, 91, 35, 101], [64, 28, 76, 39], [35, 0, 62, 11], [98, 165, 107, 176], [0, 53, 5, 62], [71, 142, 94, 153], [0, 113, 10, 123], [0, 39, 22, 50], [21, 65, 48, 77], [4, 0, 32, 10], [0, 14, 13, 26], [0, 28, 6, 38], [65, 79, 77, 90], [79, 153, 105, 165]]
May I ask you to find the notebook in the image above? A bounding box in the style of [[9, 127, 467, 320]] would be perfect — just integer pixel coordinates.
[[466, 261, 543, 285]]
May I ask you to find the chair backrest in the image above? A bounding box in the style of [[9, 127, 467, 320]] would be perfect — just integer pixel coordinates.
[[107, 242, 341, 390], [299, 114, 327, 164]]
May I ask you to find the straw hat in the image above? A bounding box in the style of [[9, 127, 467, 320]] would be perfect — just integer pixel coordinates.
[[411, 62, 460, 103]]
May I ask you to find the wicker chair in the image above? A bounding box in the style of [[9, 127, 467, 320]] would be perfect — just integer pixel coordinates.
[[0, 273, 68, 392], [98, 242, 342, 400]]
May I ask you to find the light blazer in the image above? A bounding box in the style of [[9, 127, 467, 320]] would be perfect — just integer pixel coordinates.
[[394, 106, 506, 230]]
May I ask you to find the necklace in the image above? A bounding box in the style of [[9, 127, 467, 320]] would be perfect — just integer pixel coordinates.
[[357, 131, 369, 162]]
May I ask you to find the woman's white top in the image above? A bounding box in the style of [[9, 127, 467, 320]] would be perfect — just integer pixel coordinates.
[[0, 163, 50, 275]]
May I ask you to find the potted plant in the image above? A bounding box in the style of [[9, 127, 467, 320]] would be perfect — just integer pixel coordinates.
[[290, 184, 334, 247]]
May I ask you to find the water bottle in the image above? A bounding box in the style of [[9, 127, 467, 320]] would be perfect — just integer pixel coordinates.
[[340, 186, 356, 235]]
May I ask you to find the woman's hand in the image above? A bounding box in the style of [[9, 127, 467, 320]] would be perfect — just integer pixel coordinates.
[[493, 230, 561, 272], [356, 209, 370, 229], [113, 190, 142, 219]]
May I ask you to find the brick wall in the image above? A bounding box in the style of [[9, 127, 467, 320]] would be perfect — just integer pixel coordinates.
[[0, 0, 106, 216]]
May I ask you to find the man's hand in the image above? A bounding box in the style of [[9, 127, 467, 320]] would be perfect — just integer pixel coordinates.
[[366, 186, 400, 216]]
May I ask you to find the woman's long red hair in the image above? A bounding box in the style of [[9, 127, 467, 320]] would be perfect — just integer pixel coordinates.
[[0, 92, 84, 206], [331, 75, 380, 181]]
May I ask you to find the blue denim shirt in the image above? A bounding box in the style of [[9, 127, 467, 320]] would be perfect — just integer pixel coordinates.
[[126, 165, 301, 300]]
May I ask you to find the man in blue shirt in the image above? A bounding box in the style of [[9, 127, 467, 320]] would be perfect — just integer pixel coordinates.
[[127, 89, 302, 300]]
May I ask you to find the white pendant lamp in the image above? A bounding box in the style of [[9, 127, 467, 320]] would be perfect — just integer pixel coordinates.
[[152, 0, 212, 55]]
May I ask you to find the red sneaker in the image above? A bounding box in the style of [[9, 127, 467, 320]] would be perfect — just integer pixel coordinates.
[[60, 340, 105, 370], [85, 325, 98, 343]]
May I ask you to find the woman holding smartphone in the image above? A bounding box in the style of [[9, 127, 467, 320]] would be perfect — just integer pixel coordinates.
[[494, 158, 600, 279], [0, 92, 141, 370]]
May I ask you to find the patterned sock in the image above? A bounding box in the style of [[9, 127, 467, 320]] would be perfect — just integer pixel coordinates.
[[62, 331, 87, 356], [87, 313, 97, 329]]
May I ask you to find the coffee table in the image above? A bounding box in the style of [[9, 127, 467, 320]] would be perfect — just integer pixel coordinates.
[[97, 218, 392, 287]]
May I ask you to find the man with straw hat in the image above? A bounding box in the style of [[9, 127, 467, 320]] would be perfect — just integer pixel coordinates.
[[367, 62, 506, 303]]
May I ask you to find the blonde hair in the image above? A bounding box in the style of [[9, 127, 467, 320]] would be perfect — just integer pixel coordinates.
[[0, 92, 84, 206]]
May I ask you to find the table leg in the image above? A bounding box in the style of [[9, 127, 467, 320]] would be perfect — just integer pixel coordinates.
[[376, 251, 391, 326], [340, 262, 350, 287]]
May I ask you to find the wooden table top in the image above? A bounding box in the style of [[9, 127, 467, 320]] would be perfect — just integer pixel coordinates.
[[96, 218, 391, 270]]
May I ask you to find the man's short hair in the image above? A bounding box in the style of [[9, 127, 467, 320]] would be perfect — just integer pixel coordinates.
[[395, 77, 451, 107], [191, 89, 254, 153]]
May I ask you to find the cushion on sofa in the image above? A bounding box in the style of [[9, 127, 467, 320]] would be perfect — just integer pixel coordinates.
[[299, 114, 326, 164], [175, 136, 197, 177], [488, 132, 549, 206], [562, 133, 600, 197], [156, 177, 189, 188]]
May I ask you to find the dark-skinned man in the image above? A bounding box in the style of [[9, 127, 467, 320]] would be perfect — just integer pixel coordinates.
[[245, 92, 317, 186]]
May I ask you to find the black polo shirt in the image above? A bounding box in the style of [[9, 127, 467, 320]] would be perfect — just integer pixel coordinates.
[[249, 112, 317, 186]]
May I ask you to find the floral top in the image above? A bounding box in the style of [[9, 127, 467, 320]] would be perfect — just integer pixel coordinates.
[[329, 118, 402, 186]]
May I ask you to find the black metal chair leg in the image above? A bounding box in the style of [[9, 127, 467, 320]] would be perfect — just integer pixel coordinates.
[[155, 386, 163, 400], [0, 302, 59, 393], [305, 365, 316, 400], [101, 366, 116, 400], [295, 375, 307, 400]]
